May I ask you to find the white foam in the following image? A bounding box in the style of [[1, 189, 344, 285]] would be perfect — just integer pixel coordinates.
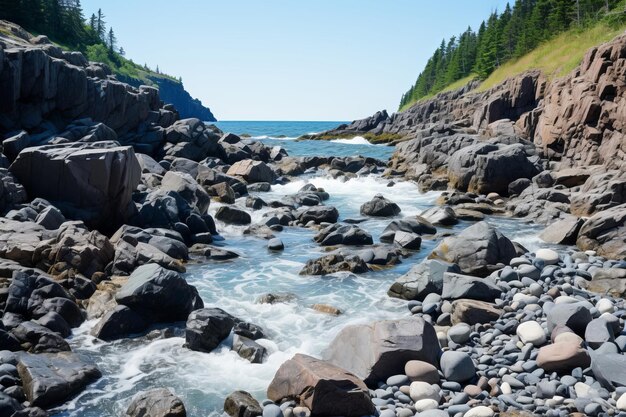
[[330, 136, 373, 145]]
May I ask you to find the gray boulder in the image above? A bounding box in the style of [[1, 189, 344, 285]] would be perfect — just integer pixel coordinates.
[[17, 352, 101, 408], [185, 308, 235, 353], [9, 142, 141, 231], [577, 203, 626, 260], [126, 388, 186, 417], [224, 391, 262, 417], [360, 194, 401, 217], [90, 305, 149, 341], [540, 216, 584, 245], [160, 171, 210, 215], [232, 334, 266, 363], [380, 216, 436, 243], [420, 206, 458, 226], [388, 260, 461, 301], [314, 224, 373, 246], [430, 221, 517, 277], [296, 206, 339, 224], [441, 272, 502, 302], [546, 303, 592, 337], [115, 263, 203, 322], [267, 354, 374, 416], [227, 159, 276, 183], [215, 206, 252, 225], [591, 352, 626, 390], [439, 351, 476, 383], [300, 253, 369, 275], [323, 317, 441, 385]]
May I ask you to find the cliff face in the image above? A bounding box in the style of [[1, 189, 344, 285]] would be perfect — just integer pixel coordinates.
[[120, 74, 216, 122]]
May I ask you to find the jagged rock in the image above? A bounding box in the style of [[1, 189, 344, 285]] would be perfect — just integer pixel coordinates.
[[430, 222, 517, 277], [126, 388, 186, 417], [211, 182, 236, 204], [224, 391, 262, 417], [215, 206, 252, 225], [232, 334, 266, 363], [570, 171, 626, 216], [546, 303, 592, 337], [380, 216, 437, 243], [539, 216, 584, 245], [267, 354, 374, 416], [164, 118, 221, 162], [185, 308, 235, 353], [300, 253, 369, 275], [576, 203, 626, 259], [388, 260, 461, 301], [450, 299, 502, 325], [313, 223, 373, 246], [420, 206, 458, 226], [360, 194, 401, 217], [90, 305, 149, 341], [227, 159, 275, 183], [323, 317, 441, 385], [160, 170, 210, 214], [296, 206, 339, 224], [17, 352, 101, 408], [9, 142, 141, 232], [393, 231, 422, 249], [115, 263, 202, 322]]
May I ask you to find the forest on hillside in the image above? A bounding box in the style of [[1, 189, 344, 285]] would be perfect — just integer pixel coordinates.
[[0, 0, 178, 82], [399, 0, 624, 110]]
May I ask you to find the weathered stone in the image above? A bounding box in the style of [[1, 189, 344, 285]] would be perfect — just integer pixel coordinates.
[[450, 299, 502, 325], [126, 388, 186, 417], [185, 308, 235, 353], [227, 160, 275, 184], [224, 390, 262, 417]]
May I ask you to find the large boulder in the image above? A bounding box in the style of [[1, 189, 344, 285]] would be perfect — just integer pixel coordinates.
[[126, 388, 187, 417], [429, 221, 517, 277], [17, 352, 101, 408], [185, 308, 235, 353], [314, 224, 373, 246], [267, 354, 375, 416], [360, 194, 401, 217], [224, 391, 262, 417], [576, 203, 626, 259], [441, 272, 502, 302], [227, 159, 275, 183], [115, 263, 203, 322], [450, 299, 502, 325], [91, 305, 149, 341], [388, 260, 461, 301], [300, 253, 369, 275], [215, 206, 252, 225], [160, 171, 210, 215], [546, 303, 592, 337], [380, 216, 437, 243], [296, 206, 339, 224], [9, 142, 141, 232], [539, 216, 584, 245], [323, 317, 441, 385]]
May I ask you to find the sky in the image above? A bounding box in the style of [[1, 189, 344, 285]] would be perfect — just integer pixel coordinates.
[[81, 0, 510, 121]]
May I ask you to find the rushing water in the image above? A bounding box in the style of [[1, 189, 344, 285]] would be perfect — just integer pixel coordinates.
[[56, 121, 547, 417]]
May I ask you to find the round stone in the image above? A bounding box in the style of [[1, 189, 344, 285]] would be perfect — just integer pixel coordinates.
[[463, 406, 495, 417], [536, 249, 559, 265], [386, 374, 409, 387], [553, 332, 583, 346], [414, 398, 439, 412], [409, 381, 441, 403], [617, 392, 626, 411], [292, 407, 310, 417], [263, 404, 284, 417], [440, 351, 476, 383], [448, 323, 471, 344], [516, 321, 547, 346], [405, 360, 440, 384], [596, 298, 614, 314]]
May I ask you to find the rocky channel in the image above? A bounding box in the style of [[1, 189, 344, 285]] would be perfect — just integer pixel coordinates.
[[0, 19, 625, 417]]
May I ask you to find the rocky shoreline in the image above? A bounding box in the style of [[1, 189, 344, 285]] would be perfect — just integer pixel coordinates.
[[0, 20, 625, 417]]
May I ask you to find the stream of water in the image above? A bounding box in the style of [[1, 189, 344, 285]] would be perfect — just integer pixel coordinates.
[[55, 121, 547, 417]]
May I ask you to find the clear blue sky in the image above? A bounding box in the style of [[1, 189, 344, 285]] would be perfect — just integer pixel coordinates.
[[81, 0, 510, 121]]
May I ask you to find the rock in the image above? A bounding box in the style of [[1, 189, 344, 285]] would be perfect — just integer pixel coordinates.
[[388, 260, 461, 301], [215, 206, 252, 225], [34, 206, 65, 230], [267, 238, 284, 251], [360, 194, 401, 217], [585, 317, 615, 349], [539, 217, 584, 245], [323, 317, 440, 385], [9, 142, 141, 232], [536, 342, 591, 373], [393, 231, 422, 249], [441, 272, 501, 302], [90, 305, 148, 341], [314, 224, 373, 246], [617, 392, 626, 411], [17, 352, 101, 408], [440, 351, 476, 383], [311, 304, 342, 315], [267, 354, 374, 416], [211, 182, 236, 204], [380, 216, 436, 243], [296, 206, 339, 224], [405, 360, 440, 384], [576, 203, 626, 259], [463, 406, 494, 417], [535, 248, 559, 265], [448, 323, 472, 344], [300, 253, 368, 275], [0, 391, 23, 415], [232, 334, 266, 363], [429, 222, 517, 277], [262, 403, 283, 417], [161, 170, 210, 214], [450, 299, 502, 325], [420, 206, 458, 226], [126, 388, 186, 417], [508, 178, 531, 196], [256, 293, 297, 304], [590, 352, 626, 389], [227, 160, 276, 183], [546, 303, 592, 337], [185, 308, 235, 353], [224, 390, 263, 417], [516, 321, 547, 346], [115, 263, 202, 323], [409, 381, 441, 402], [233, 322, 266, 340]]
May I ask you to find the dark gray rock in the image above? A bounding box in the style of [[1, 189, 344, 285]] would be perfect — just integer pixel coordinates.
[[546, 303, 592, 337], [185, 308, 235, 353], [91, 305, 149, 341], [224, 390, 262, 417], [441, 272, 502, 302], [300, 253, 369, 275], [215, 206, 252, 225], [296, 206, 339, 224], [126, 388, 186, 417], [360, 194, 401, 217], [380, 216, 436, 243], [232, 334, 266, 363], [388, 260, 461, 301]]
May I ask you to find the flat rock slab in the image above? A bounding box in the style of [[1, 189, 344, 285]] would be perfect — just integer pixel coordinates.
[[17, 352, 101, 408], [267, 353, 374, 417]]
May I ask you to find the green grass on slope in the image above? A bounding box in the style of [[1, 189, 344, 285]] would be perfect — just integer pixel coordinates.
[[479, 21, 626, 91], [399, 74, 478, 112]]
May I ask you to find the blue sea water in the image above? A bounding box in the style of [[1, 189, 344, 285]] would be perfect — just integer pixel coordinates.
[[57, 122, 548, 417], [213, 120, 396, 159]]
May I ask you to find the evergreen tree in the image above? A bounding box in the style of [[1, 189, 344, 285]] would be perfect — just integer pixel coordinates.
[[107, 27, 117, 53], [96, 8, 106, 41]]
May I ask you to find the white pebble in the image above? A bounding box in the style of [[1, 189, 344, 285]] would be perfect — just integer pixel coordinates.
[[463, 405, 495, 417], [617, 392, 626, 411]]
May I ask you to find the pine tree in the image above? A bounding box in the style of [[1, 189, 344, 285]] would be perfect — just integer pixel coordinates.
[[107, 27, 117, 52], [96, 8, 106, 41]]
